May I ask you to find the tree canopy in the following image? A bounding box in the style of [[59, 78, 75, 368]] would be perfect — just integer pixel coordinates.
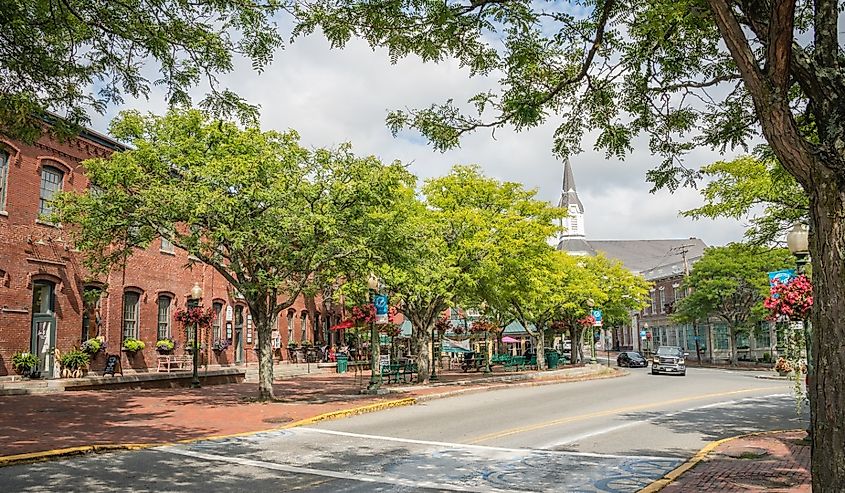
[[52, 109, 414, 399], [1, 0, 282, 141], [683, 152, 808, 245]]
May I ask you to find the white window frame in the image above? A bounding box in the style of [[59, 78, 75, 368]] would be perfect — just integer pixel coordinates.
[[157, 295, 172, 339], [0, 149, 9, 211], [39, 165, 64, 217], [123, 292, 140, 340]]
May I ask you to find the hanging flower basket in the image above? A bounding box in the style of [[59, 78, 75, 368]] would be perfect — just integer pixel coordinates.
[[764, 275, 813, 321]]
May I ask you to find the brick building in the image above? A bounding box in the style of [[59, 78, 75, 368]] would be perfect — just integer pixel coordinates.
[[0, 125, 335, 378]]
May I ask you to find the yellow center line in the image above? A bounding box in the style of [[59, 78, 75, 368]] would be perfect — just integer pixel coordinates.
[[467, 387, 777, 444]]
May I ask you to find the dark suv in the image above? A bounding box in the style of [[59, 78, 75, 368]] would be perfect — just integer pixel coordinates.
[[651, 346, 687, 376], [617, 351, 648, 368]]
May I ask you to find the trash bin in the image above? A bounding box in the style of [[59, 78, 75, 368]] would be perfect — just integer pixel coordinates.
[[546, 350, 560, 369], [336, 354, 348, 373]]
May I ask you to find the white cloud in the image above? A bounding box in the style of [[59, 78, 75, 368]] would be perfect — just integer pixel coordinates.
[[88, 32, 749, 248]]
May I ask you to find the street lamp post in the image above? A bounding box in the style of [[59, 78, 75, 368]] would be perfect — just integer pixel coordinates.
[[189, 282, 203, 389], [367, 273, 382, 392], [787, 223, 812, 443], [587, 298, 597, 364], [643, 322, 650, 359], [430, 322, 438, 382]]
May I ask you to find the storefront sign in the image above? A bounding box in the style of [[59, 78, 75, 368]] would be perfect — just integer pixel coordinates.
[[226, 306, 233, 322]]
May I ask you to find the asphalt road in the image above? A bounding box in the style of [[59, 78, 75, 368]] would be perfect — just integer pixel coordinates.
[[1, 366, 806, 493]]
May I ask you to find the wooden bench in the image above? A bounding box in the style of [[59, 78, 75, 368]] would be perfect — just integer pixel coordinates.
[[381, 363, 402, 383], [461, 356, 488, 372], [503, 355, 527, 371], [156, 355, 191, 372], [490, 354, 512, 367], [380, 362, 419, 383], [401, 362, 419, 383]]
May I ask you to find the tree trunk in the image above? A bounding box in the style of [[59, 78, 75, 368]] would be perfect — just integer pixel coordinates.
[[410, 315, 431, 384], [250, 298, 276, 401], [534, 324, 546, 371], [810, 175, 845, 492], [728, 326, 738, 366], [572, 327, 583, 364]]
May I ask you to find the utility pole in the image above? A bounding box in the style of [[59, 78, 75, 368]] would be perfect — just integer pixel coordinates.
[[672, 243, 702, 365]]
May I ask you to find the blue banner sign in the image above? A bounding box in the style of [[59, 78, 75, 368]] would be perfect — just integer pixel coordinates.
[[768, 269, 796, 287], [591, 309, 603, 327]]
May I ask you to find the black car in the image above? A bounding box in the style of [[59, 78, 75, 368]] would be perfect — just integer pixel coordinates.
[[617, 351, 648, 368]]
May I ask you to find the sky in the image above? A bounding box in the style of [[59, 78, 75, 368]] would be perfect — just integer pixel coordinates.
[[89, 32, 752, 247]]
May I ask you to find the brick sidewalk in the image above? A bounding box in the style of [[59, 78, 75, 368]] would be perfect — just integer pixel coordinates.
[[0, 365, 614, 458], [661, 431, 811, 492]]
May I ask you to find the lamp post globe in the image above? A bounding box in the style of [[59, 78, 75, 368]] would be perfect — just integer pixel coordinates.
[[787, 223, 810, 273]]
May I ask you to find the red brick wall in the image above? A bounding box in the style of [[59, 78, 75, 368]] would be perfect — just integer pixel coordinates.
[[0, 130, 313, 377]]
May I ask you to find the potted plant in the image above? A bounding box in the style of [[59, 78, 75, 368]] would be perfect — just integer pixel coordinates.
[[81, 338, 105, 355], [184, 340, 205, 353], [155, 338, 176, 354], [59, 348, 91, 378], [774, 357, 793, 376], [212, 338, 230, 352], [122, 337, 146, 353], [11, 351, 39, 377]]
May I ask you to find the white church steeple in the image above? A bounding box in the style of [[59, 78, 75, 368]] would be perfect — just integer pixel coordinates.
[[558, 157, 585, 239]]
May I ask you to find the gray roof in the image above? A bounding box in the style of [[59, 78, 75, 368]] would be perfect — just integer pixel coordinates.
[[558, 157, 584, 212], [558, 238, 707, 273], [589, 238, 707, 273], [557, 237, 592, 254]]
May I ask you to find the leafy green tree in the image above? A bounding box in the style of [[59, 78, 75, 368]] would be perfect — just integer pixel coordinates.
[[378, 165, 561, 381], [292, 4, 845, 482], [52, 109, 414, 400], [1, 0, 282, 141], [673, 244, 793, 365], [683, 153, 808, 245]]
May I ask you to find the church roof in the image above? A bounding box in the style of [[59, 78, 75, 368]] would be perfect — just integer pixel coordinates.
[[558, 238, 708, 273]]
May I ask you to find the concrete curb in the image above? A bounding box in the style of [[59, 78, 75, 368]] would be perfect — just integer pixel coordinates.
[[636, 429, 801, 493], [0, 366, 623, 468]]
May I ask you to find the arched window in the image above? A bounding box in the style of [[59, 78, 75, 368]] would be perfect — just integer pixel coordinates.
[[157, 294, 172, 339], [0, 149, 9, 211], [81, 285, 103, 341], [287, 310, 294, 343], [212, 301, 224, 341], [39, 165, 64, 217], [123, 291, 141, 340]]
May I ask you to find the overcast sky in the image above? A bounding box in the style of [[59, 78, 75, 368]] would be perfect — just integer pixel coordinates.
[[90, 32, 752, 247]]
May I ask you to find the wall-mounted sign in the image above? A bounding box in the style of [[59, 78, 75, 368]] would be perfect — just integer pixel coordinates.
[[225, 321, 233, 340], [247, 315, 252, 329], [226, 306, 233, 322]]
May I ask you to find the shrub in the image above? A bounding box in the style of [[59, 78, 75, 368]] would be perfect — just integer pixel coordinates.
[[762, 352, 772, 364], [60, 349, 91, 370], [122, 338, 146, 352], [11, 352, 39, 373]]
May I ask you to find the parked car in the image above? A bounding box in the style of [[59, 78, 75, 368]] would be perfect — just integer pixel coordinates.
[[651, 346, 687, 376], [617, 351, 648, 368]]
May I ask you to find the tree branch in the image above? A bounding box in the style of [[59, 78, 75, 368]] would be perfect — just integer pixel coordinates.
[[766, 0, 795, 91]]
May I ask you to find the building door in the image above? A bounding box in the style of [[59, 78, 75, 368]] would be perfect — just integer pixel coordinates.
[[234, 306, 244, 363], [31, 281, 56, 377]]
